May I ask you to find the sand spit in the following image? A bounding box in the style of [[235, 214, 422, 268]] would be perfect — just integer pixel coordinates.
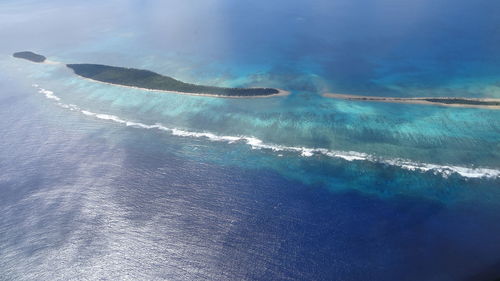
[[323, 93, 500, 110]]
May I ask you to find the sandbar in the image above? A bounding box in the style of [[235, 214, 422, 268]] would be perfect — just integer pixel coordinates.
[[324, 93, 500, 110]]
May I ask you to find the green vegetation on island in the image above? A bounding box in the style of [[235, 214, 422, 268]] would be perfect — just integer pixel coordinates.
[[323, 93, 500, 109], [66, 64, 280, 97], [423, 98, 500, 106], [13, 51, 46, 63]]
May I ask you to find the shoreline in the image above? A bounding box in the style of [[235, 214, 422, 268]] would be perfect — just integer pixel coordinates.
[[12, 52, 289, 98], [323, 93, 500, 110], [70, 69, 290, 98], [43, 60, 62, 65]]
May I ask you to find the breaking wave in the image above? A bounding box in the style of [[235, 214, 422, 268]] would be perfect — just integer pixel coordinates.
[[35, 85, 500, 179]]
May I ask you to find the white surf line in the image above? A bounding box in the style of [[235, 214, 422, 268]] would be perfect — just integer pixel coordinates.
[[33, 85, 500, 179]]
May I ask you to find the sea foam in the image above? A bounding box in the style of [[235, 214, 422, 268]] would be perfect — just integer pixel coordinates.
[[33, 85, 500, 179]]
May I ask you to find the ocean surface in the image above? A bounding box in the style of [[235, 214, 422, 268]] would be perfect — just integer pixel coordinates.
[[1, 0, 500, 280]]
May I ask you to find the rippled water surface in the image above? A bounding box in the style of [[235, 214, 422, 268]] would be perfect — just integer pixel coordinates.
[[1, 0, 500, 280]]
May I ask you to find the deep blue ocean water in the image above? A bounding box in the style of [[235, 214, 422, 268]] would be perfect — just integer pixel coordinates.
[[1, 0, 500, 280]]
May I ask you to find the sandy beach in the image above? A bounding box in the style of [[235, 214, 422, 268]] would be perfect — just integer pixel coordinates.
[[69, 69, 290, 99], [323, 93, 500, 109], [43, 60, 62, 65]]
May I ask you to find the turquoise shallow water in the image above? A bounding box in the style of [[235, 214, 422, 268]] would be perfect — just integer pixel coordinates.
[[7, 56, 499, 173], [1, 0, 500, 280]]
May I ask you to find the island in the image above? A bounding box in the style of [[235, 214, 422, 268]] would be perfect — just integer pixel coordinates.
[[13, 51, 46, 63], [66, 64, 286, 97], [323, 93, 500, 109], [12, 51, 287, 98]]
